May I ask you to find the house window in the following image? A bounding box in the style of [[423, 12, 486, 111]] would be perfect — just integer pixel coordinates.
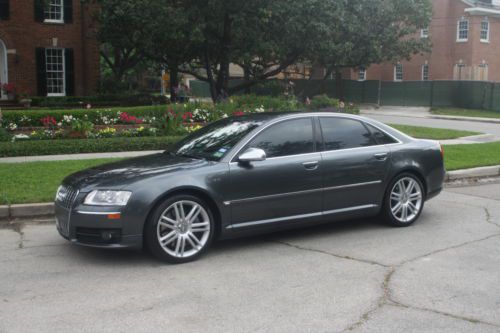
[[422, 64, 429, 81], [394, 64, 403, 81], [44, 0, 64, 23], [420, 28, 429, 38], [358, 67, 366, 81], [45, 48, 66, 96], [457, 19, 469, 42], [480, 19, 489, 42]]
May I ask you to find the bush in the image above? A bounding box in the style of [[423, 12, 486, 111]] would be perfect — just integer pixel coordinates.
[[30, 94, 168, 108], [0, 128, 11, 142], [310, 94, 340, 109], [0, 136, 183, 157]]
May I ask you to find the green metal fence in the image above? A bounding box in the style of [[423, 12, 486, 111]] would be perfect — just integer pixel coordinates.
[[189, 79, 500, 112]]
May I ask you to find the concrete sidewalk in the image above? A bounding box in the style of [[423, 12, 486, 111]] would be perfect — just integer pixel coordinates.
[[0, 150, 164, 163]]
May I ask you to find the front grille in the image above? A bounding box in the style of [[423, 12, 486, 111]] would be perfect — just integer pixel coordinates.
[[76, 228, 122, 245], [56, 185, 79, 209]]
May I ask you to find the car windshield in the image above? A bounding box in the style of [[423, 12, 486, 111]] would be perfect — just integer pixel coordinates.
[[167, 117, 264, 161]]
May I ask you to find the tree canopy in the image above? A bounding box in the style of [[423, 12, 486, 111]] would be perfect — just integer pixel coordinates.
[[94, 0, 432, 101]]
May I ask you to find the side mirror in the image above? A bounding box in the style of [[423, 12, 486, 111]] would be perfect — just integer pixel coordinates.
[[238, 148, 266, 163]]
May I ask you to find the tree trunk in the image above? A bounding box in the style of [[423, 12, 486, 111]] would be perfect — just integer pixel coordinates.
[[169, 65, 179, 103], [243, 63, 251, 94], [335, 69, 344, 100]]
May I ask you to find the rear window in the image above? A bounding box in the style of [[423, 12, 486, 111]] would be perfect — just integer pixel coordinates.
[[365, 124, 398, 145]]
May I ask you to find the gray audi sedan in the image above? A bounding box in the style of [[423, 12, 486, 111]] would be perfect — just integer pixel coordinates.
[[55, 112, 445, 263]]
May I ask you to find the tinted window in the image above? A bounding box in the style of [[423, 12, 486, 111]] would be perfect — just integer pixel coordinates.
[[366, 124, 398, 145], [170, 118, 264, 161], [247, 118, 314, 158], [319, 117, 376, 151]]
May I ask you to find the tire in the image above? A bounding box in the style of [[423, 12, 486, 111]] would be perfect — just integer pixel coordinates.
[[145, 194, 215, 263], [382, 173, 425, 227]]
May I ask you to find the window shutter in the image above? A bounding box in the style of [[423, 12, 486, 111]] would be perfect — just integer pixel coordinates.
[[36, 48, 47, 96], [65, 48, 75, 96], [0, 0, 9, 20], [34, 0, 44, 22], [64, 0, 73, 23]]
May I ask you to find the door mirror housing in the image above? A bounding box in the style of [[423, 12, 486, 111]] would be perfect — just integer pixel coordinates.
[[238, 148, 266, 163]]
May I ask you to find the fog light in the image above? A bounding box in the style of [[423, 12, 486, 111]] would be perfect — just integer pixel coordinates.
[[101, 231, 114, 240]]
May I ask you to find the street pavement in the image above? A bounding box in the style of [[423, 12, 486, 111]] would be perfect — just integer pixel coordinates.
[[361, 107, 500, 138], [1, 182, 499, 332]]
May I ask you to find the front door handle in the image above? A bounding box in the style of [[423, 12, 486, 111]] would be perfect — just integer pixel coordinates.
[[302, 161, 319, 170], [374, 153, 388, 161]]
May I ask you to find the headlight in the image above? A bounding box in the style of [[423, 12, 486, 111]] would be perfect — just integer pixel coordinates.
[[84, 190, 132, 206]]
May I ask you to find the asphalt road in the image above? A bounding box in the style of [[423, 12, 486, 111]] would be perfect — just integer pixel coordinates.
[[364, 113, 500, 137], [1, 182, 500, 333]]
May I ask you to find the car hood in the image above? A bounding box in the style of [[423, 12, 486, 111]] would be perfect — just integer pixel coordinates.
[[63, 153, 212, 190]]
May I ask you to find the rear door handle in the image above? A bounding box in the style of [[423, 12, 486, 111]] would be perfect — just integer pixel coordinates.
[[374, 153, 388, 161], [302, 161, 319, 170]]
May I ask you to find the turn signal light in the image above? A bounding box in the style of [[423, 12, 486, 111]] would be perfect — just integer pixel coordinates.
[[107, 213, 121, 220]]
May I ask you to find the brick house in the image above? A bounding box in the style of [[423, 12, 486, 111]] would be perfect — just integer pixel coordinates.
[[343, 0, 500, 82], [0, 0, 99, 100]]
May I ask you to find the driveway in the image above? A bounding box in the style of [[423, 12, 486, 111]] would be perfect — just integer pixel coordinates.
[[1, 182, 499, 332]]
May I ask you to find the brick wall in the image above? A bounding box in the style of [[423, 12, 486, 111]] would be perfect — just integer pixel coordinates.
[[0, 0, 100, 97]]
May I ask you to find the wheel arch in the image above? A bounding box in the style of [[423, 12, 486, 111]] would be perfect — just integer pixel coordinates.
[[389, 167, 428, 198], [142, 186, 223, 243]]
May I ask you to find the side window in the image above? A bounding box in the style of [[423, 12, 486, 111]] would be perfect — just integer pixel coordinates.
[[366, 124, 398, 145], [319, 117, 376, 151], [247, 118, 314, 158]]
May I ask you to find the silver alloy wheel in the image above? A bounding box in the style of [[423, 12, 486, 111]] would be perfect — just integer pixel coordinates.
[[156, 200, 211, 258], [389, 177, 423, 223]]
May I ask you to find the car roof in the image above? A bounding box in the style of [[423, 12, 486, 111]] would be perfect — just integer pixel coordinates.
[[231, 111, 364, 123]]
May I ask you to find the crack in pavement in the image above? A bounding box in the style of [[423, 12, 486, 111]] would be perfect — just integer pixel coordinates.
[[484, 207, 500, 228], [273, 230, 500, 332], [11, 223, 25, 249], [271, 240, 390, 268]]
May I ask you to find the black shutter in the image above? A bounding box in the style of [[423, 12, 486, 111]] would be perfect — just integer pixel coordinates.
[[65, 48, 75, 96], [0, 0, 9, 20], [34, 0, 44, 22], [36, 48, 47, 96], [63, 0, 72, 23]]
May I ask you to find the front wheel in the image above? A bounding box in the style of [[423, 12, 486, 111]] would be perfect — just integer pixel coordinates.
[[382, 173, 425, 227], [145, 195, 215, 263]]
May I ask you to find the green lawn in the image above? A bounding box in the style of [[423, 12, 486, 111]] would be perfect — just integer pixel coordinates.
[[389, 124, 480, 140], [0, 158, 120, 205], [2, 142, 500, 204], [431, 107, 500, 119], [443, 142, 500, 171]]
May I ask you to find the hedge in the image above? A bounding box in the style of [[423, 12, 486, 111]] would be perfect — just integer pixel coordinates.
[[29, 94, 169, 108], [0, 136, 183, 157]]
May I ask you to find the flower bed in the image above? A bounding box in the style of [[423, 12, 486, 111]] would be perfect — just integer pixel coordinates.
[[0, 95, 360, 143]]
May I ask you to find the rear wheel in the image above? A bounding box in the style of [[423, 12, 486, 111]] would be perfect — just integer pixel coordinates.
[[382, 173, 424, 227], [145, 194, 215, 263]]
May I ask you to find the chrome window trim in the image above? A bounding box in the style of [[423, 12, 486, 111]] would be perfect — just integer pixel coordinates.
[[227, 113, 404, 163], [226, 204, 377, 229], [225, 180, 382, 206]]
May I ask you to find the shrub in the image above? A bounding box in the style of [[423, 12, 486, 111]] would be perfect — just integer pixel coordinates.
[[0, 136, 183, 157], [29, 94, 168, 108], [309, 94, 340, 109], [0, 128, 11, 142]]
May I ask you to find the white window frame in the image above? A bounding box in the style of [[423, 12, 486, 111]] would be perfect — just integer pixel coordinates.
[[420, 28, 429, 38], [394, 64, 403, 82], [480, 19, 490, 42], [358, 68, 366, 81], [422, 64, 429, 81], [45, 48, 66, 97], [44, 0, 64, 24], [457, 19, 469, 42]]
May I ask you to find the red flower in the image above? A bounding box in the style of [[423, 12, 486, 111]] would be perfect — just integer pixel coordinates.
[[1, 83, 15, 94], [120, 112, 143, 124], [182, 112, 193, 120], [41, 116, 57, 127], [232, 111, 245, 116]]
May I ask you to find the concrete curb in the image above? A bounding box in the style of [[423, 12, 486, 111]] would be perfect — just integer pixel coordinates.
[[1, 165, 499, 223], [429, 115, 500, 124]]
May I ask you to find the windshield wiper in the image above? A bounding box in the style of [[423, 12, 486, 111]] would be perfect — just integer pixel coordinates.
[[176, 152, 205, 160]]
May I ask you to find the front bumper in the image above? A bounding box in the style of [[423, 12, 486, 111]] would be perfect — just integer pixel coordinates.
[[55, 202, 143, 249]]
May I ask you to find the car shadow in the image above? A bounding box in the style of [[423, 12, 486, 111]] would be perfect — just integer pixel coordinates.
[[67, 216, 389, 265]]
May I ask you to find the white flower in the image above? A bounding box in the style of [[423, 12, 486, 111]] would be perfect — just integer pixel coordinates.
[[57, 122, 62, 127], [222, 114, 228, 119], [8, 123, 17, 130]]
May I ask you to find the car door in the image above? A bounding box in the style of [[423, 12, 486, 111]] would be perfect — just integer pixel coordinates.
[[318, 116, 391, 214], [227, 117, 323, 228]]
